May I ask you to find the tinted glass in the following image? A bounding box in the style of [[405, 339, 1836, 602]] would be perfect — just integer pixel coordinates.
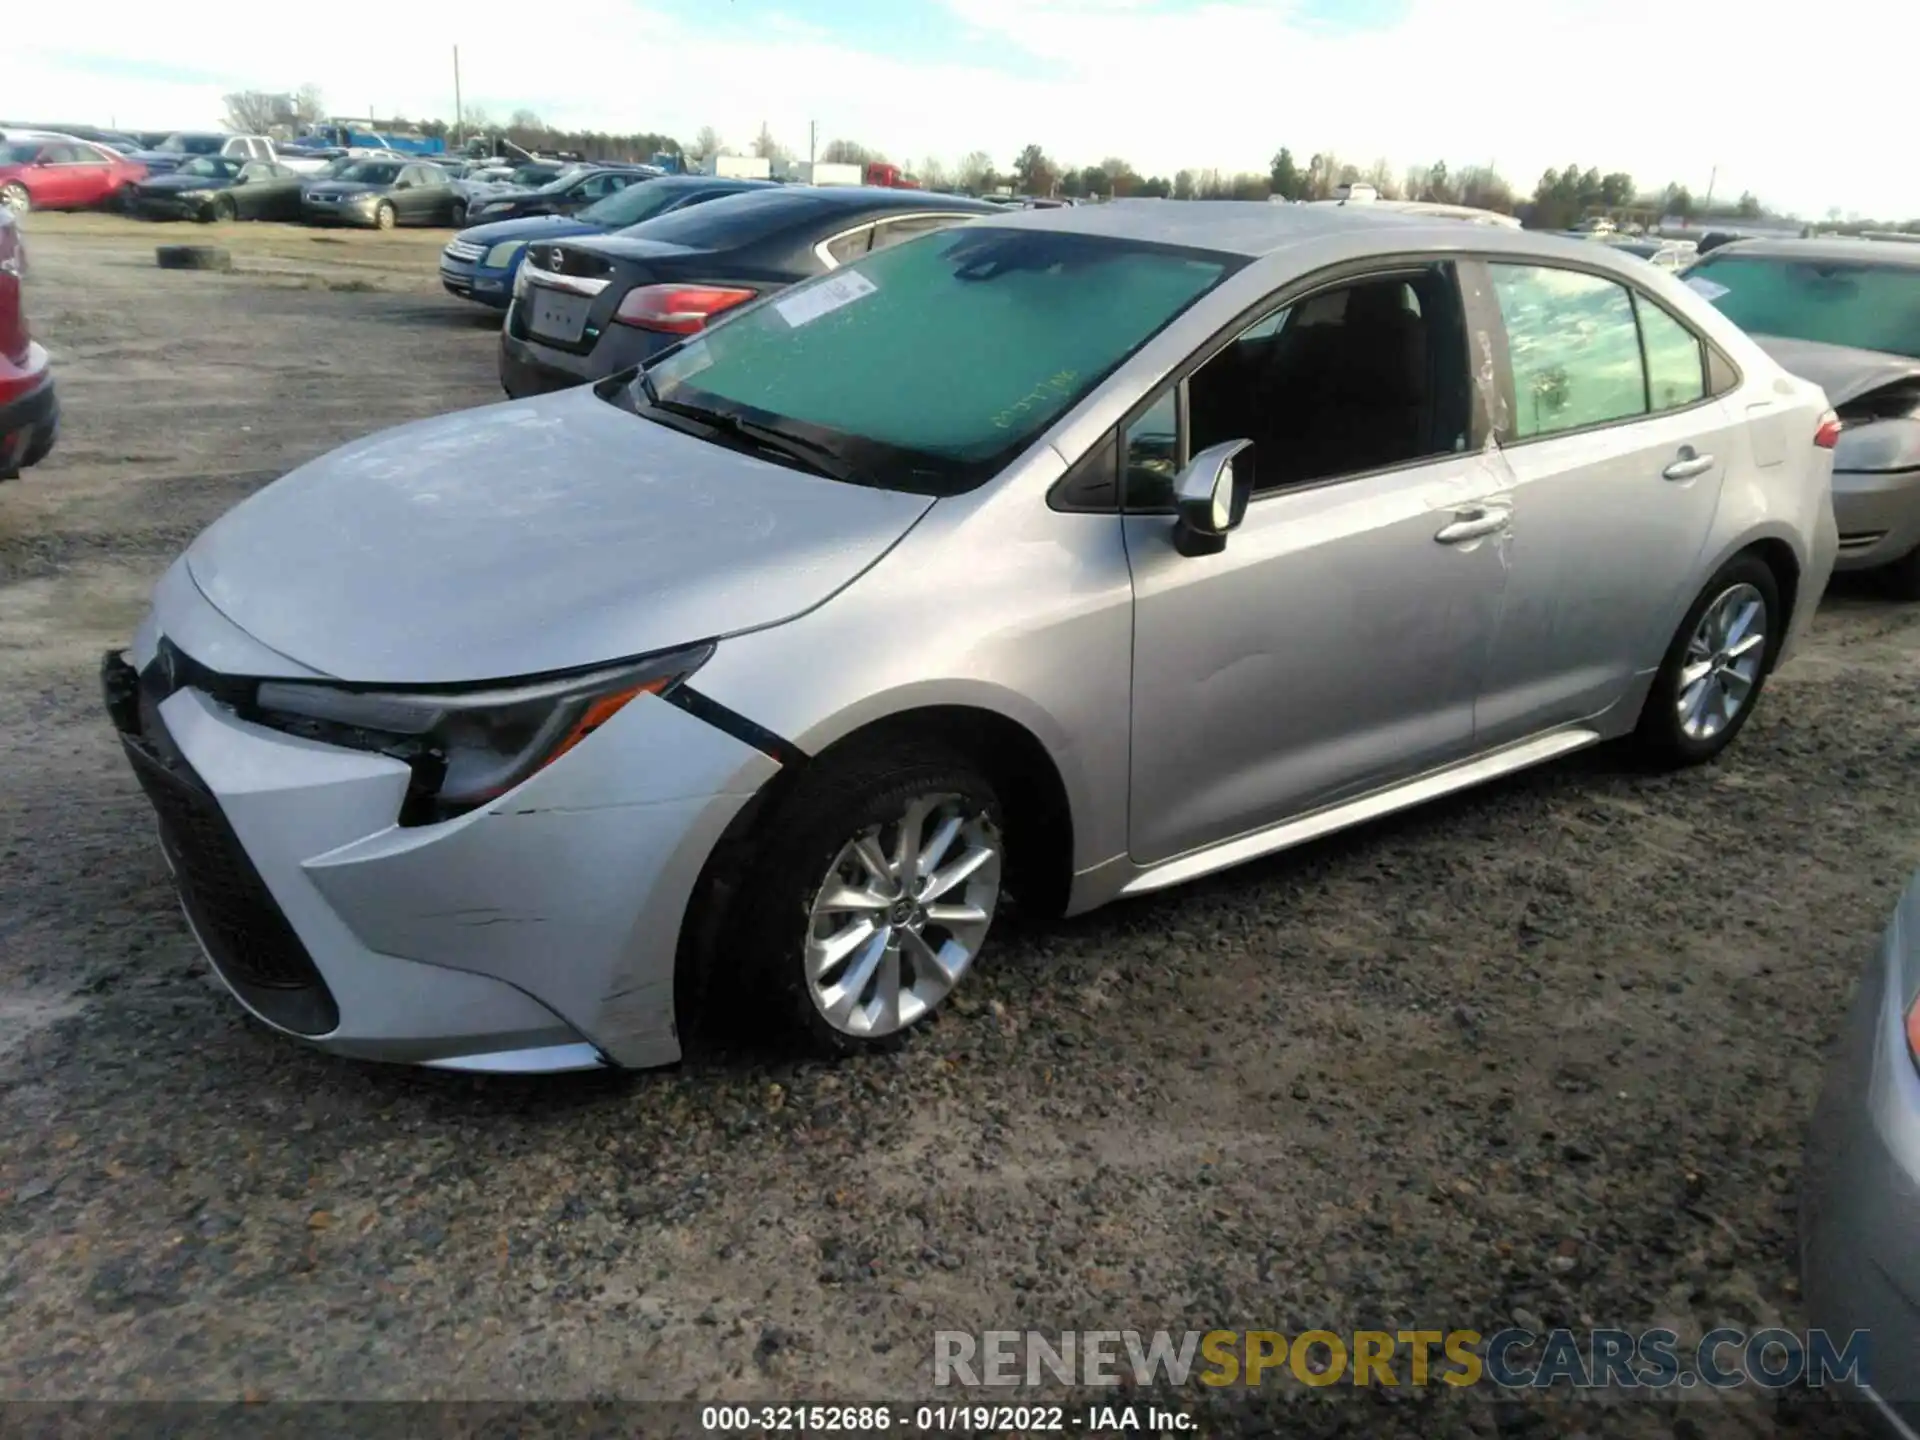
[[338, 162, 402, 184], [642, 227, 1236, 495], [867, 215, 970, 255], [1686, 254, 1920, 360], [179, 157, 241, 179], [0, 144, 44, 164], [625, 187, 840, 248], [161, 134, 224, 155], [578, 179, 699, 227], [1490, 264, 1646, 438], [1124, 390, 1179, 508], [1636, 298, 1706, 411]]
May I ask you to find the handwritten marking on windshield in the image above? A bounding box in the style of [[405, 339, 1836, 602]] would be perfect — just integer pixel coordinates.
[[992, 370, 1079, 430]]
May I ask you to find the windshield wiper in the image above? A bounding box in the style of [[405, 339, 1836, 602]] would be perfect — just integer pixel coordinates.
[[633, 378, 857, 482]]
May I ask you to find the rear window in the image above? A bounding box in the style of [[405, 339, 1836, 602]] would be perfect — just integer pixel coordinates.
[[1688, 254, 1920, 359], [338, 162, 402, 185], [578, 179, 708, 228], [626, 188, 838, 248], [640, 227, 1239, 495]]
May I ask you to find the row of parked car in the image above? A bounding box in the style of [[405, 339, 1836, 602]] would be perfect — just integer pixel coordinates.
[[3, 136, 1911, 1428]]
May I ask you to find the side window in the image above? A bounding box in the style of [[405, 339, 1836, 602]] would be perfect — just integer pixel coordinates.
[[44, 144, 82, 164], [1489, 264, 1646, 439], [1179, 265, 1473, 496], [823, 226, 874, 265], [1123, 390, 1180, 509], [1636, 297, 1706, 412], [867, 215, 968, 255]]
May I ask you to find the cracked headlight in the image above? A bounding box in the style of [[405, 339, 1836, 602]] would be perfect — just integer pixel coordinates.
[[254, 644, 713, 820], [484, 240, 525, 268]]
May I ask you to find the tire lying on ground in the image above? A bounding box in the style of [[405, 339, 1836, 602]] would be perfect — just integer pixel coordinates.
[[154, 245, 232, 272]]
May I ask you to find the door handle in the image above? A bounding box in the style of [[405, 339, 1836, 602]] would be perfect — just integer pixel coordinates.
[[1662, 452, 1715, 481], [1434, 506, 1510, 544]]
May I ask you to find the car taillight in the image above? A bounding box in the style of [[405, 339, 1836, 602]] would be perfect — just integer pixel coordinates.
[[1814, 410, 1843, 449], [1906, 991, 1920, 1067], [611, 284, 755, 334]]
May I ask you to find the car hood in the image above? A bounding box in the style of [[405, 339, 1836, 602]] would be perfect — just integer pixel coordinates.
[[1751, 335, 1920, 408], [138, 173, 235, 192], [183, 386, 934, 685], [456, 215, 602, 247]]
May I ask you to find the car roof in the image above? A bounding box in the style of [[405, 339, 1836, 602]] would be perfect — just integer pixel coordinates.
[[973, 199, 1662, 270], [1699, 236, 1920, 269]]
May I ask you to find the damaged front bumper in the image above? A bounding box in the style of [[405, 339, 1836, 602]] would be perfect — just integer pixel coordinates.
[[102, 599, 781, 1071]]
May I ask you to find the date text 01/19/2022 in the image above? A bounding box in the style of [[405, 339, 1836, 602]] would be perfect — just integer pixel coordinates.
[[699, 1404, 1195, 1432]]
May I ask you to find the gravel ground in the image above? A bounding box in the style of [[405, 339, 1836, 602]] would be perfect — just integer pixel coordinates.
[[1, 214, 1915, 1436]]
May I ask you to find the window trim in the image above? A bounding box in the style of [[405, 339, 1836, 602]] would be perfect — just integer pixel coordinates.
[[814, 212, 986, 270], [1479, 255, 1741, 450], [813, 222, 874, 269], [1109, 255, 1483, 514]]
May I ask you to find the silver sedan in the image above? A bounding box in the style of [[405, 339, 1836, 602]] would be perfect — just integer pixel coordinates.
[[105, 202, 1838, 1071]]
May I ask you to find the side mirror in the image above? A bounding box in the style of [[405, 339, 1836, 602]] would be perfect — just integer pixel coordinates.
[[1172, 440, 1253, 557]]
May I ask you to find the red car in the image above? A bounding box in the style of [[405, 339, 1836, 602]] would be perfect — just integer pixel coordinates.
[[0, 206, 57, 479], [0, 136, 147, 214]]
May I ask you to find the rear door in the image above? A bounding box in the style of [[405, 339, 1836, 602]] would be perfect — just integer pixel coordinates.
[[36, 144, 92, 206], [1469, 259, 1740, 743]]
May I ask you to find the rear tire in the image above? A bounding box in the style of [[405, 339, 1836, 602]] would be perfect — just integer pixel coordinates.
[[719, 741, 1005, 1057], [1632, 553, 1781, 768], [0, 183, 29, 215], [374, 201, 396, 231], [451, 199, 468, 227]]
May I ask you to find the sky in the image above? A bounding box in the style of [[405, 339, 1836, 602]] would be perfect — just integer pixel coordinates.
[[10, 0, 1914, 220]]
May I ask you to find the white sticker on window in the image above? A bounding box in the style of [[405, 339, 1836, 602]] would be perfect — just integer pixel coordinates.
[[1684, 276, 1730, 301], [775, 270, 878, 328]]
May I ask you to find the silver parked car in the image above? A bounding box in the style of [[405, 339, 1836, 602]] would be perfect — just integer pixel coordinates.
[[103, 204, 1839, 1072], [1801, 867, 1920, 1430]]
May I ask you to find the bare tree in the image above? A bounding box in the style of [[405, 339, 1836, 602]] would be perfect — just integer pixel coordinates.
[[509, 108, 545, 131], [919, 156, 951, 190], [821, 139, 883, 166], [222, 91, 284, 134], [293, 84, 326, 126], [692, 126, 723, 160], [1363, 157, 1400, 200], [957, 150, 995, 191], [750, 123, 788, 162]]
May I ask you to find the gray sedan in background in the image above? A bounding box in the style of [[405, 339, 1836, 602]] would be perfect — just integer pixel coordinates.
[[1685, 238, 1920, 596], [103, 203, 1837, 1072], [1802, 868, 1920, 1434]]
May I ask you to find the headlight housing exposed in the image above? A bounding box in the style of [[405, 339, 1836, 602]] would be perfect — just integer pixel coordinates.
[[484, 240, 525, 268], [253, 644, 713, 822]]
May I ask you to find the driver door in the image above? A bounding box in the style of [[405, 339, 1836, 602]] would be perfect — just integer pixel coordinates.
[[1122, 262, 1513, 866]]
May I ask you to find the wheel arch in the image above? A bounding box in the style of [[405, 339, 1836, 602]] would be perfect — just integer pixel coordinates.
[[1695, 524, 1806, 655], [671, 697, 1080, 1043]]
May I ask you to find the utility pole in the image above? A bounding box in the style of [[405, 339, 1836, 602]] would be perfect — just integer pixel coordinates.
[[809, 120, 816, 168], [452, 46, 464, 148]]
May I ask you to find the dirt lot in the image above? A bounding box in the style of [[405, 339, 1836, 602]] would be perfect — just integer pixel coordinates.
[[1, 213, 1915, 1434]]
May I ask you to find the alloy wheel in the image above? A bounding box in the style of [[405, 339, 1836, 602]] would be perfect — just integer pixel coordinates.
[[804, 792, 1001, 1038], [1676, 581, 1767, 741], [0, 184, 29, 215]]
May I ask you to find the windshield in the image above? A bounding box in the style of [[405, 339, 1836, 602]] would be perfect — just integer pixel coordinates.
[[337, 161, 402, 185], [636, 227, 1238, 495], [578, 178, 689, 227], [1689, 254, 1920, 359], [178, 157, 241, 180], [160, 133, 223, 155]]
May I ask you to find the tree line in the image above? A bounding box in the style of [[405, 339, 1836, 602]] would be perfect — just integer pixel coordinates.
[[231, 92, 1873, 227]]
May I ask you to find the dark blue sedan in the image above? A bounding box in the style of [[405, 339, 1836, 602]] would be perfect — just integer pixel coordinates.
[[439, 174, 776, 309]]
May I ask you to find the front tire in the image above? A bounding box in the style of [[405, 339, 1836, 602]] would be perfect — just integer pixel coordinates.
[[374, 201, 396, 231], [725, 742, 1005, 1056], [212, 194, 237, 223], [1633, 553, 1781, 768], [0, 183, 29, 215], [451, 199, 468, 227]]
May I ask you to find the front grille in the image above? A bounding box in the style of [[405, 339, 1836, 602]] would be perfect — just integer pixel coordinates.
[[444, 240, 486, 262], [103, 650, 340, 1037]]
